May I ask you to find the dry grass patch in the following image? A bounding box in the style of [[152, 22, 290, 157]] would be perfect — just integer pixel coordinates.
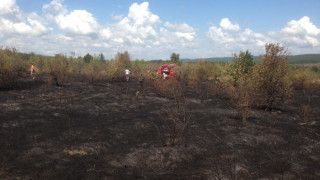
[[63, 149, 88, 156]]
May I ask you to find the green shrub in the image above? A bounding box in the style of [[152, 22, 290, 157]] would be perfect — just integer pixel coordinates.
[[229, 50, 254, 86]]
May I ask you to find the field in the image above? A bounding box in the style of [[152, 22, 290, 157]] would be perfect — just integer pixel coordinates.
[[1, 73, 319, 179]]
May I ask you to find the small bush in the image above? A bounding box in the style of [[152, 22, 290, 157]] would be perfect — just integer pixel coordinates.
[[151, 78, 180, 99], [107, 59, 125, 81], [115, 51, 131, 68], [180, 62, 193, 83], [84, 59, 107, 84], [107, 51, 132, 81], [192, 59, 215, 81], [45, 54, 71, 86], [252, 43, 291, 110], [132, 59, 148, 78], [184, 60, 219, 102], [289, 67, 320, 92], [155, 80, 192, 146], [229, 50, 254, 86], [226, 51, 255, 124], [0, 47, 27, 90], [160, 97, 191, 146], [229, 75, 254, 125]]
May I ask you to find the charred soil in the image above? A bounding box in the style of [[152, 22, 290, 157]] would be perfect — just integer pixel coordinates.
[[0, 74, 320, 179]]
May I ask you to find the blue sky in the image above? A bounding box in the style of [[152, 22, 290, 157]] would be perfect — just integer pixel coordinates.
[[1, 0, 319, 60]]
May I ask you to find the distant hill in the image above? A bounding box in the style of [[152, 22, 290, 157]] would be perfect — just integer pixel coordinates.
[[180, 54, 320, 64], [181, 57, 234, 62], [287, 54, 320, 64], [17, 51, 320, 65]]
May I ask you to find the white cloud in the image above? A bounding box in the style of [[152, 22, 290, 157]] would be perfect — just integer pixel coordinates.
[[42, 0, 67, 16], [1, 19, 31, 34], [100, 28, 112, 39], [206, 20, 269, 56], [112, 1, 160, 44], [55, 10, 99, 35], [207, 26, 234, 43], [111, 13, 123, 21], [128, 2, 160, 26], [42, 0, 99, 35], [163, 22, 196, 41], [0, 0, 48, 36], [279, 16, 320, 47], [27, 13, 50, 35], [220, 18, 240, 32], [113, 38, 124, 43], [282, 16, 320, 36], [0, 0, 20, 17], [206, 16, 320, 56]]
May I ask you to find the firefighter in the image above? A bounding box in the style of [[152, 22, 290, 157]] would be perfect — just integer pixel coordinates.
[[30, 63, 35, 80]]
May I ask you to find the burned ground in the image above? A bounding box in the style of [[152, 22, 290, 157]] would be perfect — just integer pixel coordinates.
[[0, 74, 319, 179]]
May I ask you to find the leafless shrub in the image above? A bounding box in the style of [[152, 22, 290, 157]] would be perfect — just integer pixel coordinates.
[[211, 154, 240, 180], [155, 80, 192, 146], [138, 74, 145, 95], [207, 77, 226, 97], [188, 80, 210, 103], [299, 80, 319, 125], [159, 99, 191, 146], [301, 105, 313, 124]]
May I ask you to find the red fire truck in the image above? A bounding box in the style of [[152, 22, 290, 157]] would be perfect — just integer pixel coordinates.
[[157, 64, 175, 78]]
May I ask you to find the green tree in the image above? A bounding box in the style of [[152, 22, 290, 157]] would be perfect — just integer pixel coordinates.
[[84, 53, 93, 63], [170, 53, 180, 64], [230, 50, 254, 85], [98, 53, 105, 61]]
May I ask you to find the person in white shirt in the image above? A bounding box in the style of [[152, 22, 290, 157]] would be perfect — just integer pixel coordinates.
[[163, 72, 167, 79], [124, 69, 130, 81]]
